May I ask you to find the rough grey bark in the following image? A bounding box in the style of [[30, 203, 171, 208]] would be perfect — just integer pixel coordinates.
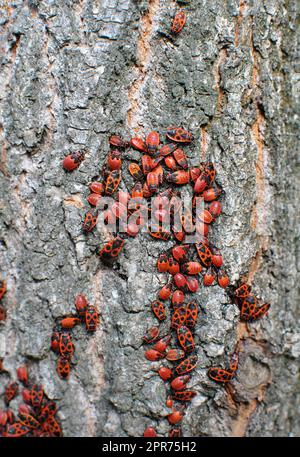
[[0, 0, 299, 437]]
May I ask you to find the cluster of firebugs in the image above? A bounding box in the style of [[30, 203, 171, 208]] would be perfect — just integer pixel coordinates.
[[0, 4, 271, 438], [0, 363, 62, 437], [50, 295, 99, 380], [0, 286, 63, 436], [61, 121, 271, 437]]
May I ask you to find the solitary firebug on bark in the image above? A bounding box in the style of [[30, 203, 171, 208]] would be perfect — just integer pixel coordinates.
[[171, 11, 187, 35]]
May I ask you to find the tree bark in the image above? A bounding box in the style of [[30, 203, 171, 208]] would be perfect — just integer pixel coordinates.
[[0, 0, 299, 437]]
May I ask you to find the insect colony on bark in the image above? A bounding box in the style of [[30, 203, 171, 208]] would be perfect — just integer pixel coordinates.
[[50, 295, 99, 380], [62, 122, 270, 437], [0, 2, 271, 439], [0, 364, 62, 437]]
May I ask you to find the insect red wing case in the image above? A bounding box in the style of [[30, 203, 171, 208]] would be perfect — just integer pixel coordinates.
[[0, 280, 7, 300], [208, 367, 234, 383], [177, 326, 195, 353], [175, 355, 198, 375], [166, 127, 193, 143], [85, 305, 99, 332], [151, 300, 166, 321], [171, 11, 187, 35]]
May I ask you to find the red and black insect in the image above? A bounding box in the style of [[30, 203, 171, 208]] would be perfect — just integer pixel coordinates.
[[152, 164, 164, 185], [168, 257, 180, 275], [109, 135, 127, 149], [208, 351, 239, 383], [181, 261, 202, 275], [22, 389, 32, 404], [131, 181, 144, 200], [181, 207, 194, 234], [147, 170, 160, 193], [170, 375, 190, 391], [105, 170, 121, 195], [173, 148, 188, 169], [60, 317, 81, 329], [197, 209, 213, 225], [159, 143, 177, 157], [171, 307, 187, 329], [167, 411, 184, 425], [145, 349, 165, 361], [177, 326, 195, 353], [141, 155, 153, 175], [203, 186, 223, 202], [19, 412, 40, 430], [82, 209, 98, 233], [108, 150, 122, 171], [146, 131, 160, 156], [56, 357, 70, 380], [157, 252, 169, 273], [143, 327, 160, 344], [211, 247, 223, 268], [175, 355, 198, 375], [99, 237, 125, 263], [85, 305, 99, 332], [167, 170, 190, 185], [250, 303, 271, 321], [4, 422, 30, 437], [38, 402, 57, 423], [217, 269, 230, 288], [171, 11, 187, 35], [43, 416, 63, 437], [143, 427, 157, 437], [151, 300, 166, 321], [62, 151, 85, 171], [169, 428, 182, 438], [0, 280, 6, 301], [4, 382, 19, 405], [208, 367, 235, 383], [195, 242, 211, 268], [17, 366, 29, 386], [149, 226, 171, 241], [159, 281, 173, 300], [172, 245, 190, 263], [87, 193, 101, 207], [129, 163, 143, 181], [166, 127, 193, 143], [233, 283, 252, 300], [174, 273, 187, 290], [164, 155, 178, 170], [209, 201, 222, 220], [203, 267, 216, 286], [158, 366, 173, 381], [166, 348, 185, 361], [153, 335, 171, 353], [89, 182, 103, 195], [30, 385, 44, 409], [171, 289, 185, 308], [130, 137, 147, 152], [166, 397, 173, 409], [75, 294, 88, 318], [185, 301, 198, 328], [172, 390, 196, 402], [193, 162, 216, 193], [59, 332, 74, 359]]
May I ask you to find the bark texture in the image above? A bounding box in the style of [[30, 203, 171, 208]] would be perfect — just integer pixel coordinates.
[[0, 0, 299, 437]]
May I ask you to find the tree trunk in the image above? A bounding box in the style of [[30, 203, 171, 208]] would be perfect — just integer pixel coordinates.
[[0, 0, 299, 437]]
